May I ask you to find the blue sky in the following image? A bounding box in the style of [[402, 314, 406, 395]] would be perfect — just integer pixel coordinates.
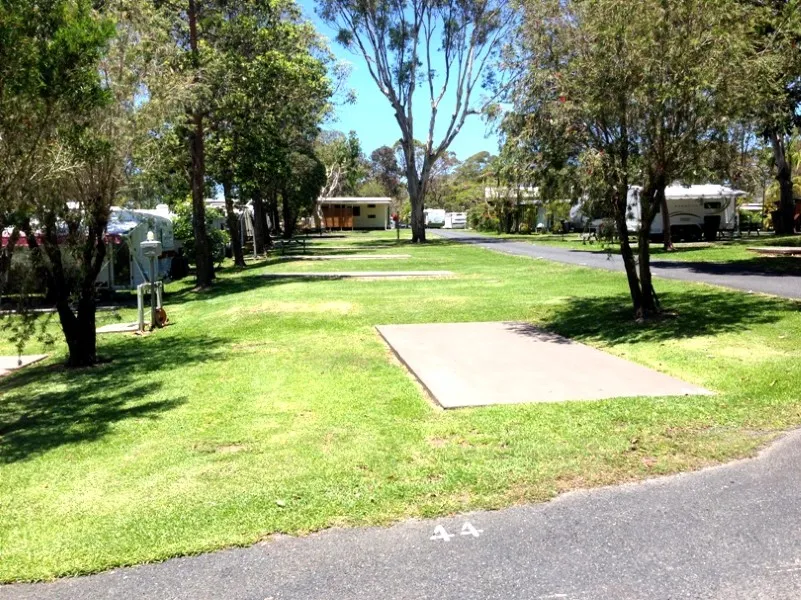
[[298, 0, 501, 161]]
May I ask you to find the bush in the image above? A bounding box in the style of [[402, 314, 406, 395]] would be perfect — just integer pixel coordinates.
[[468, 206, 500, 232], [518, 222, 531, 235], [173, 200, 229, 265]]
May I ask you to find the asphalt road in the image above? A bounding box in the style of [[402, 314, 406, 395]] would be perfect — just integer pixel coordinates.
[[434, 229, 801, 300], [3, 431, 801, 600]]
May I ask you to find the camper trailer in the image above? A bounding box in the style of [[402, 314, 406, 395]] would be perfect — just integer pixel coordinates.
[[444, 212, 467, 229], [424, 208, 446, 228], [96, 206, 176, 290], [626, 185, 743, 241], [571, 184, 744, 241]]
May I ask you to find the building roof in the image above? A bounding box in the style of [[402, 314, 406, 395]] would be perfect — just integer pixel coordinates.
[[320, 197, 392, 205]]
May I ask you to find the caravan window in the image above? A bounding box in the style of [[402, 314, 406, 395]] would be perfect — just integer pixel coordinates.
[[353, 206, 361, 216]]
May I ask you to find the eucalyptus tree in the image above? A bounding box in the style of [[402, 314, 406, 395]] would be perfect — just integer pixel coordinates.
[[369, 145, 404, 199], [1, 0, 184, 365], [0, 0, 113, 366], [746, 0, 801, 234], [279, 149, 327, 238], [313, 130, 364, 229], [514, 0, 762, 317], [317, 0, 516, 242], [205, 0, 333, 251]]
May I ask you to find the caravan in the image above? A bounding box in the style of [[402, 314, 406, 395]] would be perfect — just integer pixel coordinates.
[[96, 206, 177, 290], [570, 184, 744, 241], [444, 212, 467, 229], [424, 208, 446, 228], [626, 185, 743, 241]]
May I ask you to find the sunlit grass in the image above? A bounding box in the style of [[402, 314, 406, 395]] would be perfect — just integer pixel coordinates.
[[1, 231, 800, 581]]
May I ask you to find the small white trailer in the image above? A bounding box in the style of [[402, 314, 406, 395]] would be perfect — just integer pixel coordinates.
[[444, 212, 467, 229], [424, 208, 446, 228]]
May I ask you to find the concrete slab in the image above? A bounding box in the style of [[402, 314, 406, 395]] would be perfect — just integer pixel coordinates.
[[306, 245, 399, 250], [748, 246, 801, 256], [376, 322, 710, 408], [261, 271, 453, 280], [0, 354, 47, 377], [97, 322, 140, 334], [279, 254, 411, 261]]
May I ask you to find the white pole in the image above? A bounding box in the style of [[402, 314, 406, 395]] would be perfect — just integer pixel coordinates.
[[137, 284, 145, 331]]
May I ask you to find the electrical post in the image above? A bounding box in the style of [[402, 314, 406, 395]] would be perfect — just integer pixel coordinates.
[[141, 231, 163, 331]]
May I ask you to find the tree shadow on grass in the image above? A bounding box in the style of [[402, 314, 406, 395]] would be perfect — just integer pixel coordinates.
[[540, 289, 792, 346], [653, 258, 801, 276], [0, 333, 228, 464]]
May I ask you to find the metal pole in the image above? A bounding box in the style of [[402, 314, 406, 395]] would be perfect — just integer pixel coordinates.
[[137, 284, 145, 331], [149, 256, 156, 330]]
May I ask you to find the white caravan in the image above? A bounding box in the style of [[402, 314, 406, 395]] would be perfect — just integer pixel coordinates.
[[570, 184, 744, 241], [626, 184, 744, 241], [96, 205, 176, 290], [424, 208, 446, 228], [444, 212, 467, 229]]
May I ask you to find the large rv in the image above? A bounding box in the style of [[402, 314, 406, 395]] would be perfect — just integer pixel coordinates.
[[424, 208, 446, 228], [571, 184, 744, 241]]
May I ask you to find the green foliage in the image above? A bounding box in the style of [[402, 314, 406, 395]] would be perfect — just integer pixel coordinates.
[[368, 145, 403, 198], [317, 0, 515, 240], [511, 0, 767, 315], [173, 201, 229, 265], [468, 205, 499, 232]]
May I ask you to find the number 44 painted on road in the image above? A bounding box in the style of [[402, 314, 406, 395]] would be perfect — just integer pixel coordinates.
[[430, 522, 482, 542]]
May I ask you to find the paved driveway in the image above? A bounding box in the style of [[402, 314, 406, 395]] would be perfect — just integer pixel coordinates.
[[3, 431, 801, 599], [434, 229, 801, 300]]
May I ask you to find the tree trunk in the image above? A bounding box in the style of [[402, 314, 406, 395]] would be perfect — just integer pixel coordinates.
[[188, 0, 213, 288], [637, 228, 659, 317], [659, 186, 673, 250], [268, 189, 281, 239], [223, 178, 245, 267], [282, 190, 296, 239], [770, 131, 796, 235], [613, 198, 644, 314], [57, 294, 98, 367], [409, 198, 425, 242], [35, 221, 106, 367], [313, 201, 324, 232], [252, 188, 267, 255], [405, 149, 427, 243]]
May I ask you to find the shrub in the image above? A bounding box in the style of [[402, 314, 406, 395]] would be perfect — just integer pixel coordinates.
[[173, 200, 230, 265], [468, 206, 500, 232]]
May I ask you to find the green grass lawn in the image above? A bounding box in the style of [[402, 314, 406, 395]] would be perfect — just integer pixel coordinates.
[[2, 231, 801, 581], [480, 230, 801, 273]]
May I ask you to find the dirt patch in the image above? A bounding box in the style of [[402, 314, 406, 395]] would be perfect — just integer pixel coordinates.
[[228, 300, 357, 316], [192, 443, 249, 455]]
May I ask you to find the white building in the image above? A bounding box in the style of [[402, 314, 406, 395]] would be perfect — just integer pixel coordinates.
[[320, 197, 391, 230]]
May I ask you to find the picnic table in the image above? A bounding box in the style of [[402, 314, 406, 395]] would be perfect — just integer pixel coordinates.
[[273, 237, 308, 255]]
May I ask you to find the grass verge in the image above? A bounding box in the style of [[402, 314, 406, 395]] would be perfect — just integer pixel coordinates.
[[1, 231, 800, 581]]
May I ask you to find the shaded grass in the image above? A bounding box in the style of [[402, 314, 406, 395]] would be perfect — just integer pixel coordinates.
[[1, 231, 801, 581]]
